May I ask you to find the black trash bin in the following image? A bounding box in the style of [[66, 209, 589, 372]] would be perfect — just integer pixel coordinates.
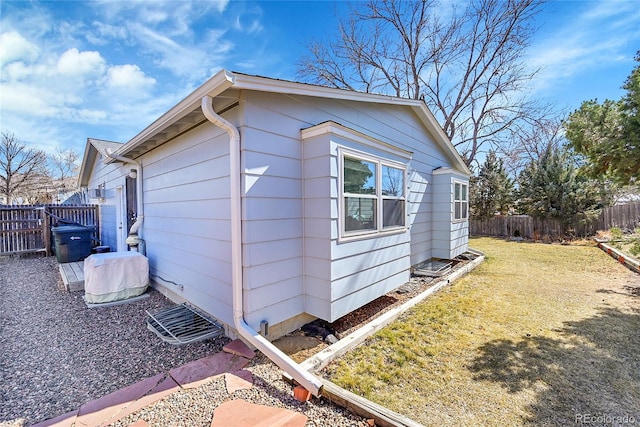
[[52, 225, 95, 263]]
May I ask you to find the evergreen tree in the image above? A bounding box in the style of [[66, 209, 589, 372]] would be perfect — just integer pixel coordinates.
[[564, 52, 640, 184], [470, 151, 514, 218], [517, 146, 603, 220]]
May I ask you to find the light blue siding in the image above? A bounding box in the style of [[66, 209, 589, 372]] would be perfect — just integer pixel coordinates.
[[85, 150, 129, 251], [431, 169, 470, 259], [140, 121, 236, 326], [83, 85, 468, 339], [302, 121, 412, 321]]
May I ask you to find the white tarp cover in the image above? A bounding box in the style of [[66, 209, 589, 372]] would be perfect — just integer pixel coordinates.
[[84, 251, 149, 304]]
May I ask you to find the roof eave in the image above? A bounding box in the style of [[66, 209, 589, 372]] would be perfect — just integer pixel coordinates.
[[77, 139, 97, 187], [78, 138, 125, 187], [107, 69, 236, 162], [106, 70, 470, 175], [231, 72, 418, 107]]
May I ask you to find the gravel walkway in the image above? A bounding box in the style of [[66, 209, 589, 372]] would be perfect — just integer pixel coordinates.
[[0, 255, 367, 427]]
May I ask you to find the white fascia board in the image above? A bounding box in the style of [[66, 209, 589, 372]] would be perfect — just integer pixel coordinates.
[[78, 139, 97, 188], [231, 72, 417, 107], [107, 69, 236, 162]]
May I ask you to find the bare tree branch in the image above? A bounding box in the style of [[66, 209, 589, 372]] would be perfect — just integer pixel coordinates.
[[297, 0, 548, 166], [1, 131, 49, 204]]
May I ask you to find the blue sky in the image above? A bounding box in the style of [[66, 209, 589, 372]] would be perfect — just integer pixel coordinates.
[[0, 0, 638, 157]]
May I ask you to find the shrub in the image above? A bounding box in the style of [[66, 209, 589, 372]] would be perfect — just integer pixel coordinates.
[[610, 227, 623, 240]]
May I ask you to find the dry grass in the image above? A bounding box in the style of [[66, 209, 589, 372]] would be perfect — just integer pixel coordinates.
[[324, 237, 640, 426]]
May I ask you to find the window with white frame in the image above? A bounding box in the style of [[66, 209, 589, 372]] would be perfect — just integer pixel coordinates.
[[454, 181, 468, 221], [341, 151, 406, 237]]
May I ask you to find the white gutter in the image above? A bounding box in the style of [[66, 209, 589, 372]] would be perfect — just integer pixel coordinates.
[[201, 95, 323, 397], [105, 150, 144, 236]]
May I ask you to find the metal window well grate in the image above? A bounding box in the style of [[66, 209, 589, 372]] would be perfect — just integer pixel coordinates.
[[413, 258, 453, 277], [146, 303, 224, 345]]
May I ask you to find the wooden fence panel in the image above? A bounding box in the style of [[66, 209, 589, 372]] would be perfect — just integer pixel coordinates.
[[46, 205, 99, 228], [470, 203, 640, 240], [602, 203, 640, 230], [0, 205, 99, 256], [0, 207, 46, 255]]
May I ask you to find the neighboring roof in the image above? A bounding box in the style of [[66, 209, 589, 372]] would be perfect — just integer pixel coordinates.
[[93, 70, 470, 175], [78, 138, 124, 187]]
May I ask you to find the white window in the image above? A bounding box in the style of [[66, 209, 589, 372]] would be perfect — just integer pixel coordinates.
[[454, 181, 468, 221], [341, 150, 406, 238]]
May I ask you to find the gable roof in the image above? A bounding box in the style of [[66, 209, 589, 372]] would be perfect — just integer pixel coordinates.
[[78, 138, 124, 187], [90, 70, 470, 175]]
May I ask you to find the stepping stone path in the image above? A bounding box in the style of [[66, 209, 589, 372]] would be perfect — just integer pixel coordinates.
[[210, 399, 308, 427], [32, 339, 269, 427]]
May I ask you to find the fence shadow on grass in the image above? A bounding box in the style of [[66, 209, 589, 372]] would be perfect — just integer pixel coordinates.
[[468, 307, 640, 424]]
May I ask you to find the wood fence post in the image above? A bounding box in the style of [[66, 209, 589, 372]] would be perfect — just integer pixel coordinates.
[[43, 206, 51, 256]]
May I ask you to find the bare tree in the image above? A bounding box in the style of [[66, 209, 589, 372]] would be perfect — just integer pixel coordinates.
[[50, 146, 79, 182], [0, 131, 48, 204], [49, 146, 80, 202], [497, 107, 567, 177], [298, 0, 545, 166]]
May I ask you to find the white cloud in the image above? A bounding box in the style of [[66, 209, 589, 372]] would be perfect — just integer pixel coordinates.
[[57, 48, 106, 76], [233, 14, 263, 34], [0, 0, 268, 155], [0, 82, 60, 116], [528, 1, 640, 94], [86, 21, 129, 45], [0, 31, 40, 65], [107, 64, 156, 90], [2, 61, 39, 81], [82, 0, 240, 81], [128, 23, 214, 79], [211, 0, 230, 14]]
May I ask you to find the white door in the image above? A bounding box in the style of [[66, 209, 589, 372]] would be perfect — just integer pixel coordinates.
[[115, 185, 128, 251]]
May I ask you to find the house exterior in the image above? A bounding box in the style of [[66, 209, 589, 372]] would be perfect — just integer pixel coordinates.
[[78, 70, 471, 341]]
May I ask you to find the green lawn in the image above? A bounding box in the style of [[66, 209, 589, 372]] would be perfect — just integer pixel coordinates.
[[324, 237, 640, 426]]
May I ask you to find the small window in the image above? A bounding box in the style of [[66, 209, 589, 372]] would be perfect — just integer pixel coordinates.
[[342, 152, 407, 237], [454, 181, 468, 221], [381, 165, 405, 228]]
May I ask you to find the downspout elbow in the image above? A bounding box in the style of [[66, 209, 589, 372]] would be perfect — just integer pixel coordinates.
[[201, 95, 322, 397]]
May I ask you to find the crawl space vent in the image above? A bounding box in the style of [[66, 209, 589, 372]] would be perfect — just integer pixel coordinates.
[[414, 259, 453, 277], [146, 303, 224, 345]]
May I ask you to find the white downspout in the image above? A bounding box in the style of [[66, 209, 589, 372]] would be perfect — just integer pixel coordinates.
[[105, 151, 144, 238], [201, 95, 323, 397]]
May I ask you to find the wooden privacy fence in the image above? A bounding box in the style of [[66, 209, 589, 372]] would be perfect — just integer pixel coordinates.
[[0, 205, 99, 256], [470, 203, 640, 240], [601, 203, 640, 230]]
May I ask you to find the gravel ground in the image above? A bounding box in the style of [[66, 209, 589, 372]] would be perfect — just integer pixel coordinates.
[[110, 353, 367, 427], [0, 255, 367, 427]]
